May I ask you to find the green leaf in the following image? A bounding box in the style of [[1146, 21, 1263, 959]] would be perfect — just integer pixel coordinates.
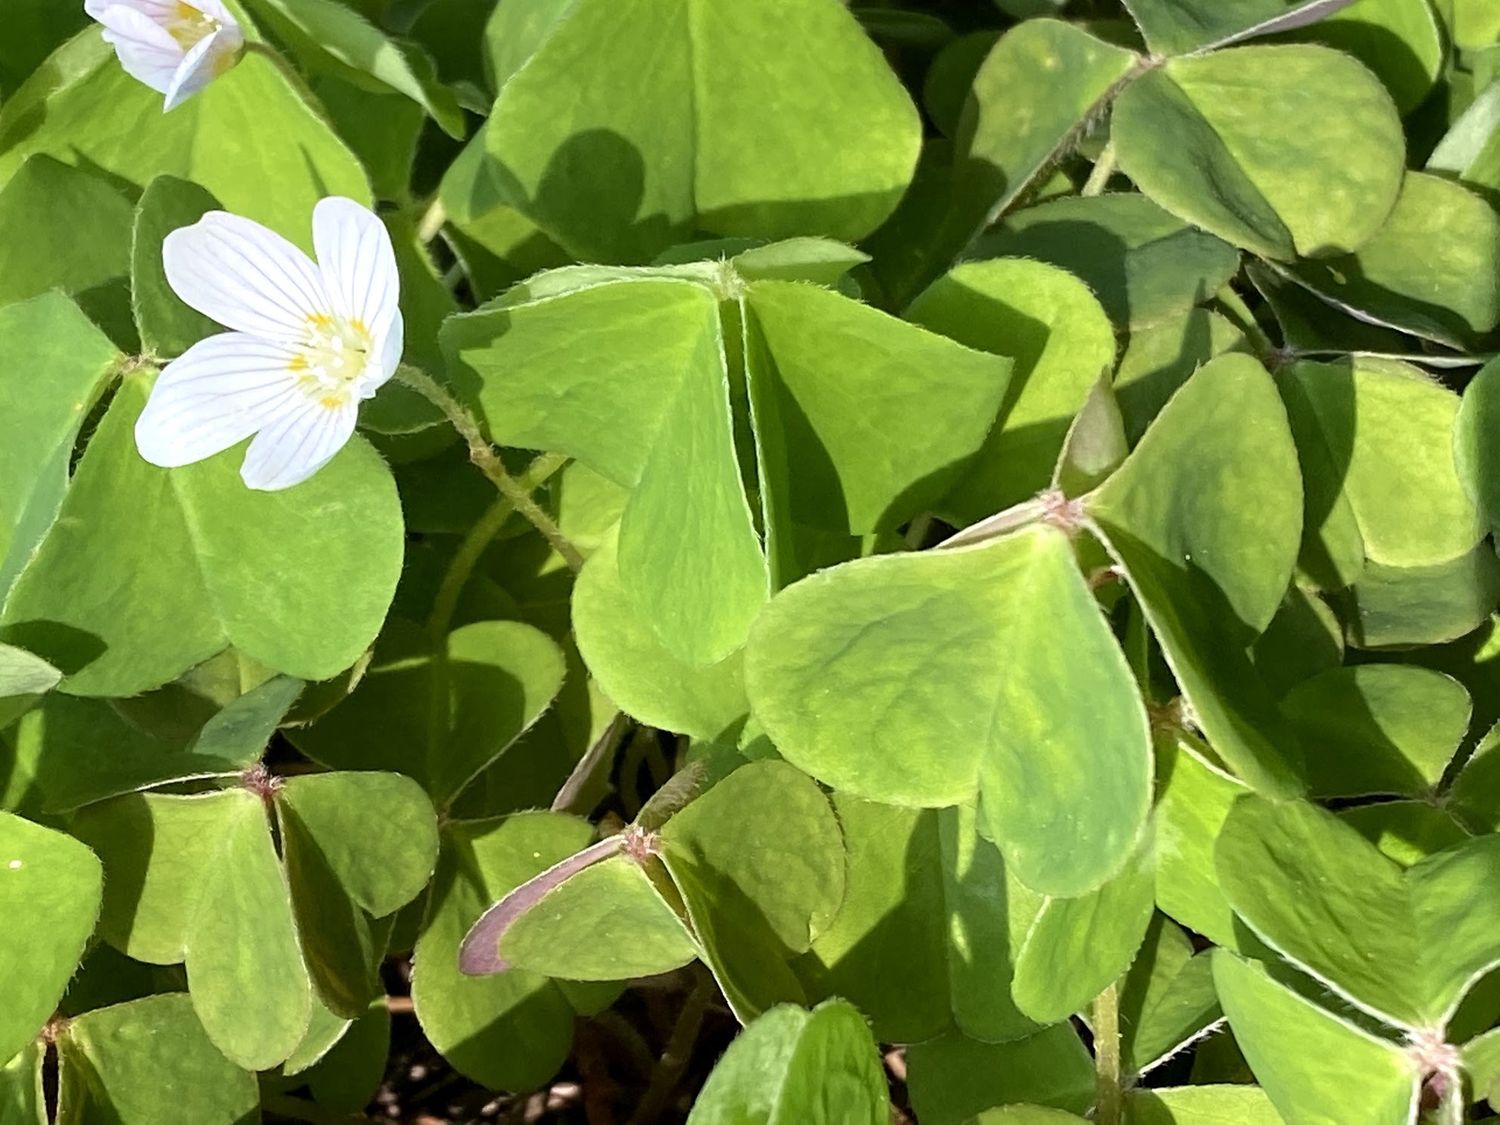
[[1086, 354, 1304, 795], [1340, 801, 1472, 867], [187, 789, 311, 1069], [1053, 377, 1130, 498], [573, 534, 749, 741], [1283, 665, 1471, 797], [483, 0, 577, 91], [745, 278, 1011, 542], [974, 1110, 1087, 1125], [656, 761, 843, 1020], [0, 813, 101, 1064], [0, 644, 60, 731], [1120, 918, 1222, 1076], [1457, 355, 1500, 542], [290, 618, 565, 806], [0, 293, 118, 600], [0, 1041, 43, 1125], [1154, 730, 1255, 952], [55, 995, 258, 1124], [1122, 0, 1361, 58], [975, 193, 1241, 330], [1343, 546, 1500, 650], [312, 75, 424, 203], [1012, 836, 1156, 1023], [905, 1026, 1095, 1125], [1250, 584, 1345, 698], [949, 21, 1138, 263], [904, 260, 1113, 522], [746, 523, 1151, 897], [1285, 173, 1500, 348], [1451, 722, 1500, 833], [2, 373, 404, 697], [686, 1000, 889, 1125], [301, 1002, 389, 1114], [0, 695, 255, 816], [1301, 0, 1444, 116], [0, 31, 370, 245], [660, 761, 842, 954], [478, 0, 920, 262], [188, 675, 303, 765], [279, 772, 438, 918], [1217, 795, 1500, 1028], [444, 278, 764, 664], [129, 176, 222, 359], [1212, 952, 1418, 1125], [241, 0, 465, 137], [498, 852, 698, 980], [1283, 357, 1483, 590], [276, 773, 435, 1015], [278, 805, 387, 1019], [1127, 1085, 1284, 1124], [1463, 1025, 1500, 1108], [72, 790, 312, 1070], [1113, 45, 1404, 260], [1113, 309, 1248, 445], [0, 155, 135, 345], [411, 813, 593, 1091], [797, 799, 1044, 1044], [1452, 0, 1500, 47]]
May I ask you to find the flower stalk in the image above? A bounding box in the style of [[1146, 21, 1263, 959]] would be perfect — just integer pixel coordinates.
[[393, 365, 584, 572]]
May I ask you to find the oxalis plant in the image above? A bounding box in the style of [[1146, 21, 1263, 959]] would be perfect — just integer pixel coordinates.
[[4, 0, 1500, 1123]]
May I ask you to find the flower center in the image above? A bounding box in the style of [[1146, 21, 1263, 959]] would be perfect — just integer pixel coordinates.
[[165, 2, 222, 50], [291, 314, 373, 409]]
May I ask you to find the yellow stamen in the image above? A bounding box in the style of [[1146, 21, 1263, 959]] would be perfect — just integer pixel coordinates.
[[164, 1, 220, 50]]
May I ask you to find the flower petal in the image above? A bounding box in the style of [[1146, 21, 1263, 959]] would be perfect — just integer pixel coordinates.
[[362, 309, 404, 398], [239, 398, 359, 491], [163, 27, 228, 111], [88, 4, 183, 95], [88, 0, 187, 20], [312, 197, 401, 339], [189, 0, 239, 28], [135, 333, 305, 468], [164, 212, 332, 341]]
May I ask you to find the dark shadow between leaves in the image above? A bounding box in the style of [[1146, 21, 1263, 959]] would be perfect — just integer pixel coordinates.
[[1114, 280, 1224, 446], [482, 129, 671, 266], [1276, 356, 1359, 592], [0, 620, 106, 682]]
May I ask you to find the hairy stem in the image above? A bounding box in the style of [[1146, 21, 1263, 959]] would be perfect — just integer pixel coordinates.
[[394, 366, 584, 572], [418, 197, 448, 244], [1082, 139, 1117, 197], [427, 452, 570, 643], [1094, 981, 1123, 1125]]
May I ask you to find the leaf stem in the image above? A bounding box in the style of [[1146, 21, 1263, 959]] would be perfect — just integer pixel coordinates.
[[626, 969, 716, 1125], [1094, 981, 1123, 1125], [427, 452, 571, 643], [394, 366, 584, 572], [1082, 139, 1117, 197], [418, 197, 448, 244]]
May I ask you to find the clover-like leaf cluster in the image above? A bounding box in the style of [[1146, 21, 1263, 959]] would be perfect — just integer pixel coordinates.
[[3, 0, 1500, 1123]]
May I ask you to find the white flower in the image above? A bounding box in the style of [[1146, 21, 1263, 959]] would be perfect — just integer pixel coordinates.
[[84, 0, 244, 111], [135, 197, 404, 491]]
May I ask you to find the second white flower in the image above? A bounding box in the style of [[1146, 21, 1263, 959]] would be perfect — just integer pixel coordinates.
[[135, 197, 404, 491]]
